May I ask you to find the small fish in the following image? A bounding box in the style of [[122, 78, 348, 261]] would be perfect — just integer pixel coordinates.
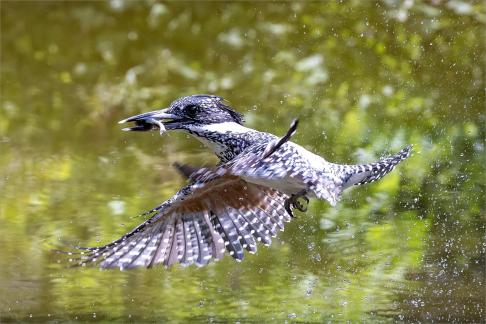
[[122, 118, 166, 135], [146, 118, 166, 136]]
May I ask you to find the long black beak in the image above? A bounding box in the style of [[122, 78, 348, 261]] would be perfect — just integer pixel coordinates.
[[118, 108, 180, 132]]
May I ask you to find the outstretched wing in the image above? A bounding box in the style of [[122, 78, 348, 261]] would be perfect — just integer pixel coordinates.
[[67, 174, 292, 270]]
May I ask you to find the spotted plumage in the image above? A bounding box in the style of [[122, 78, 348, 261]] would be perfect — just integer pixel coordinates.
[[64, 94, 411, 270]]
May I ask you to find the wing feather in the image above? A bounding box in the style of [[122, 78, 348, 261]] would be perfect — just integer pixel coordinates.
[[131, 219, 167, 268], [211, 209, 245, 261], [239, 209, 272, 246], [191, 217, 205, 266], [120, 219, 165, 269], [67, 173, 294, 269], [151, 215, 175, 267], [226, 207, 257, 253]]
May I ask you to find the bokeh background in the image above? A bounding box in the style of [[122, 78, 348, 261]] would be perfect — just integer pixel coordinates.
[[1, 1, 484, 322]]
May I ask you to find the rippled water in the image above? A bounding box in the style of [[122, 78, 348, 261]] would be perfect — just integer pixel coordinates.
[[1, 2, 484, 322]]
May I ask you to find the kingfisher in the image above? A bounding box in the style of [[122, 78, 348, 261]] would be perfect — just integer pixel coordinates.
[[68, 94, 411, 270]]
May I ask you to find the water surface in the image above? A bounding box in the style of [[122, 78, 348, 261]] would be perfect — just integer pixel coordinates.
[[1, 2, 484, 322]]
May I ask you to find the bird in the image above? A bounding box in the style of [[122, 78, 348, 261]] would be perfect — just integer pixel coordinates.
[[65, 94, 412, 270]]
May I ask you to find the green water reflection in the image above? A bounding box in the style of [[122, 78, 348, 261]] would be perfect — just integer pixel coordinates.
[[1, 1, 484, 322]]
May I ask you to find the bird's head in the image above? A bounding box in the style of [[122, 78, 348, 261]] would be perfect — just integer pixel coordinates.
[[119, 94, 244, 132]]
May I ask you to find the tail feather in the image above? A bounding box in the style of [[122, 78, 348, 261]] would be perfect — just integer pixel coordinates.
[[341, 145, 412, 189]]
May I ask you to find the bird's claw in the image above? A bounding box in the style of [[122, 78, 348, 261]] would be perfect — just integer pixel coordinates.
[[284, 193, 309, 216], [296, 195, 309, 212]]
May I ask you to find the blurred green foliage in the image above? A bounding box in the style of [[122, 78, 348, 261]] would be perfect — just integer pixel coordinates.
[[1, 1, 484, 322]]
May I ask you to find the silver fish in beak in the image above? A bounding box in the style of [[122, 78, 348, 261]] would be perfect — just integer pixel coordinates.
[[119, 109, 180, 135]]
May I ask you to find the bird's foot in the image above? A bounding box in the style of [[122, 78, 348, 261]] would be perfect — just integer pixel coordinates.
[[285, 191, 309, 216]]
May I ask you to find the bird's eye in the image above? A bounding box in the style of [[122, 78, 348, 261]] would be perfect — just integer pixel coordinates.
[[185, 104, 198, 118]]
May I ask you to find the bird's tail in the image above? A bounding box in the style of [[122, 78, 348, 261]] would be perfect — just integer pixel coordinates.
[[339, 145, 412, 190]]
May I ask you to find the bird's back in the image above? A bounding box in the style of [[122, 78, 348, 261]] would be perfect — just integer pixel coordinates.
[[218, 140, 411, 206]]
